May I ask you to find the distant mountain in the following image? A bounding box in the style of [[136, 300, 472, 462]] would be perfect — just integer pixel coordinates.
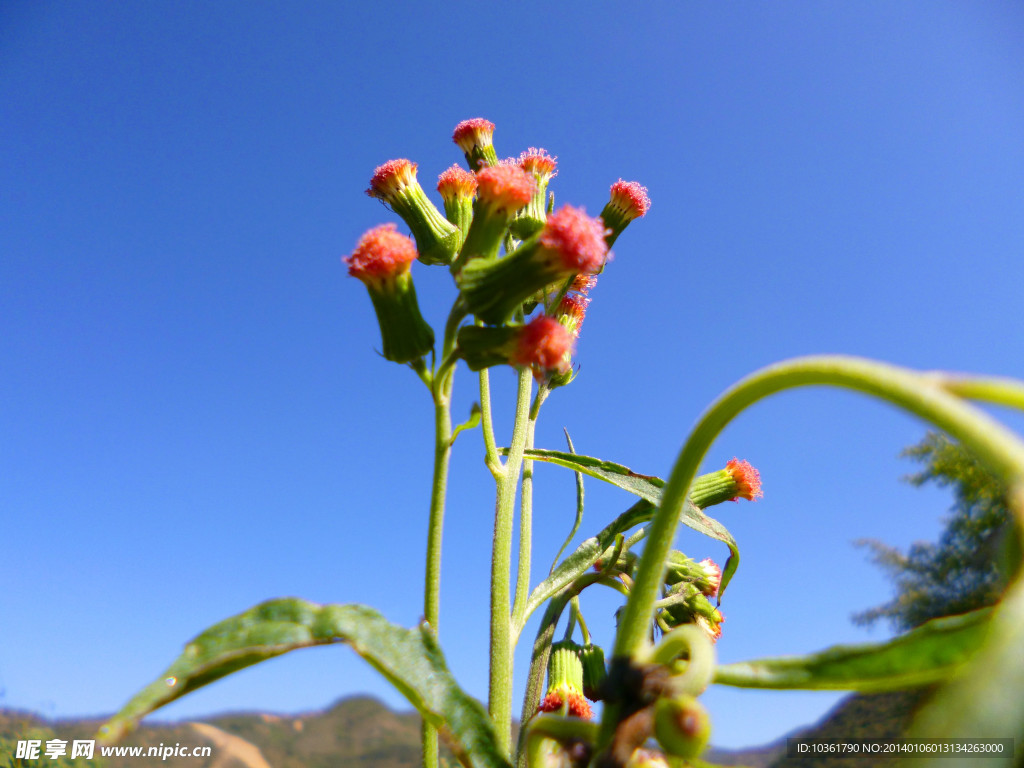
[[0, 689, 931, 768], [1, 696, 440, 768], [767, 689, 933, 768]]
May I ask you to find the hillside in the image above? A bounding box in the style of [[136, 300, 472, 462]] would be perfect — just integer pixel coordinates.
[[1, 690, 932, 768]]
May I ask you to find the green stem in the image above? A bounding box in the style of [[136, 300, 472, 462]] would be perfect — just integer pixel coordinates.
[[597, 355, 1024, 762], [489, 366, 534, 757], [924, 372, 1024, 412], [421, 385, 453, 768], [480, 368, 502, 477], [421, 306, 463, 768], [513, 386, 549, 628]]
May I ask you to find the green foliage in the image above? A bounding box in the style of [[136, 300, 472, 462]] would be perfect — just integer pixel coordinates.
[[99, 599, 509, 768], [516, 448, 741, 599], [714, 607, 990, 692], [855, 432, 1014, 630]]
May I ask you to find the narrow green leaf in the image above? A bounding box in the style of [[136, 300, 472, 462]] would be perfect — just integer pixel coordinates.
[[515, 448, 664, 503], [98, 599, 510, 768], [713, 608, 992, 692], [515, 448, 741, 599], [547, 430, 586, 575]]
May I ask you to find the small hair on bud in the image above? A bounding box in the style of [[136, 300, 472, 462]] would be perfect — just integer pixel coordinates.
[[452, 117, 496, 151], [570, 274, 598, 294], [344, 224, 418, 280], [540, 205, 608, 273], [609, 179, 652, 219], [726, 458, 763, 501], [437, 164, 478, 199], [366, 159, 419, 200], [476, 164, 537, 212]]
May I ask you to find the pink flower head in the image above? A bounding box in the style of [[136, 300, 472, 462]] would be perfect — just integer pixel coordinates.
[[539, 205, 608, 273], [436, 164, 478, 200], [518, 147, 557, 182], [452, 117, 495, 153], [475, 164, 536, 213], [538, 689, 593, 720], [513, 315, 573, 372], [366, 159, 419, 201], [698, 558, 722, 598], [571, 274, 598, 294], [557, 294, 590, 339], [344, 224, 418, 284], [726, 458, 763, 501], [608, 179, 651, 221]]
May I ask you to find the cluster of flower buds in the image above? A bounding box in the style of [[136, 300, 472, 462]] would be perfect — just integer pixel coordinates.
[[658, 581, 725, 644], [344, 117, 650, 378], [663, 553, 722, 598]]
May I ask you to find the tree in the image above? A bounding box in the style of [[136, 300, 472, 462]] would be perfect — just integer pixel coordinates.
[[854, 432, 1019, 631]]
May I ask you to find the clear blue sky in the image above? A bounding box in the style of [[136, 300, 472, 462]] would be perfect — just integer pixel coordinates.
[[3, 2, 1024, 750]]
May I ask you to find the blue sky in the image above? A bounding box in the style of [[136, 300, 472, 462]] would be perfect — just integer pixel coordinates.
[[3, 1, 1024, 750]]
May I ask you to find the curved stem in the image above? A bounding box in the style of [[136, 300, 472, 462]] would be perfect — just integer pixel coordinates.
[[480, 368, 502, 477], [924, 371, 1024, 412], [649, 625, 715, 697], [489, 366, 534, 756], [598, 355, 1024, 760]]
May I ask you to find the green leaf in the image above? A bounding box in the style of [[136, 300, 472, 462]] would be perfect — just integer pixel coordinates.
[[516, 448, 741, 599], [908, 550, 1024, 766], [98, 599, 510, 768], [516, 448, 664, 503], [713, 607, 992, 692], [547, 430, 586, 575]]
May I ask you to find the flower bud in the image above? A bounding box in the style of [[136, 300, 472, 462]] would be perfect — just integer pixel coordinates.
[[653, 695, 711, 760], [600, 179, 651, 247], [452, 164, 536, 272], [456, 315, 574, 379], [344, 224, 434, 363], [659, 583, 724, 643], [458, 205, 607, 324], [437, 164, 477, 244], [538, 641, 592, 719], [698, 558, 722, 598], [579, 643, 606, 701], [547, 293, 590, 389], [688, 457, 763, 508], [510, 148, 557, 238], [366, 159, 461, 266], [452, 117, 499, 171], [663, 553, 720, 598]]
